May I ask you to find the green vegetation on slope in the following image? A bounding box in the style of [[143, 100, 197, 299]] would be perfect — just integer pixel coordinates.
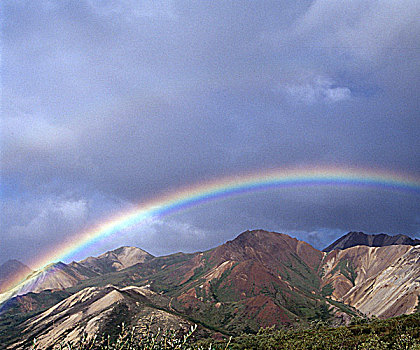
[[279, 252, 321, 293], [28, 312, 420, 350], [330, 259, 357, 286]]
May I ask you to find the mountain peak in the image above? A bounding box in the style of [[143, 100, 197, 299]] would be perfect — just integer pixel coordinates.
[[231, 229, 313, 248], [0, 260, 32, 293], [323, 231, 420, 252], [77, 246, 153, 275], [213, 229, 322, 273]]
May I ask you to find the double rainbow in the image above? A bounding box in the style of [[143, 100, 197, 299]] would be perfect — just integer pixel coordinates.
[[1, 166, 419, 304]]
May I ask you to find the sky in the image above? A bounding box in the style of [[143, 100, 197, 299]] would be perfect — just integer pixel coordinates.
[[1, 0, 419, 266]]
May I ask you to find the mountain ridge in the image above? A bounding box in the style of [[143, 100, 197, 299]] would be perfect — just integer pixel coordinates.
[[3, 230, 418, 298], [323, 231, 420, 252], [0, 246, 154, 300], [6, 284, 195, 349]]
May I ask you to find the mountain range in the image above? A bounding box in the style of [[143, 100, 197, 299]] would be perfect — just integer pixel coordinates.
[[0, 230, 419, 349], [323, 231, 420, 252]]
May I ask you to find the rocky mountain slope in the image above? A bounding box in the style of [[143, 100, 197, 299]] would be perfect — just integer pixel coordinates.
[[322, 244, 420, 318], [323, 231, 420, 252]]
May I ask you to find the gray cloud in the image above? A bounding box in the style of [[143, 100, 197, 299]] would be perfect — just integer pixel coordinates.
[[1, 0, 419, 264]]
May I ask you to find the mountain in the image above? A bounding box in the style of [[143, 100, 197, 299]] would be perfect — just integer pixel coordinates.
[[321, 244, 420, 318], [12, 262, 99, 295], [323, 231, 420, 252], [0, 262, 97, 303], [148, 230, 330, 332], [0, 246, 154, 300], [6, 285, 193, 350], [0, 260, 32, 293], [48, 230, 355, 334], [1, 229, 419, 347], [2, 230, 350, 348], [75, 246, 153, 274]]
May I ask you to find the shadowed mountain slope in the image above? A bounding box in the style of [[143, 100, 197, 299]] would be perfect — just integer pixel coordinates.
[[323, 231, 420, 252]]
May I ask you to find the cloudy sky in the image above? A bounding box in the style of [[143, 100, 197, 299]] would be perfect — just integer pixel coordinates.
[[1, 0, 419, 266]]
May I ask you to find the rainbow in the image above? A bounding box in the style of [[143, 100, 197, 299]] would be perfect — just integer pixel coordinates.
[[1, 166, 419, 303]]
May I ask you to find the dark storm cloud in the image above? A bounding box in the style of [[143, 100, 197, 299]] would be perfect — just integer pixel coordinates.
[[1, 0, 419, 264]]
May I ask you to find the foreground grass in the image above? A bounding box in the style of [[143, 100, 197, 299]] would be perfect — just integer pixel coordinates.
[[31, 313, 420, 350], [30, 324, 220, 350]]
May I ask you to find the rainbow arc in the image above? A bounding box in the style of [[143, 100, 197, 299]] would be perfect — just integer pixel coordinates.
[[1, 166, 419, 304]]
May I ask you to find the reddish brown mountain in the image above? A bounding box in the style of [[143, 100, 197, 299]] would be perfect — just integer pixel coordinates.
[[2, 230, 333, 342], [132, 230, 335, 333]]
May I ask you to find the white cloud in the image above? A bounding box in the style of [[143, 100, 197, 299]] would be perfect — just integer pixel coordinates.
[[285, 75, 351, 104]]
